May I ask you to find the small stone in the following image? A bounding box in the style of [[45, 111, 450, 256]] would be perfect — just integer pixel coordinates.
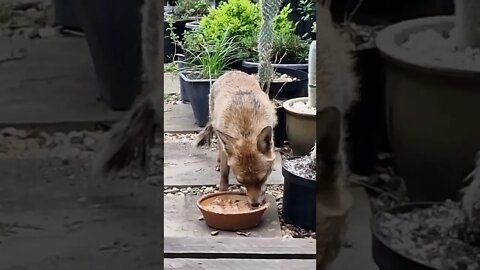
[[236, 231, 251, 237], [210, 231, 219, 236], [172, 187, 179, 192], [1, 127, 18, 136], [38, 26, 55, 38], [204, 187, 214, 193], [198, 216, 204, 221], [26, 138, 40, 150], [8, 137, 27, 150], [164, 189, 175, 194], [68, 131, 84, 144], [166, 193, 174, 197], [83, 136, 96, 148]]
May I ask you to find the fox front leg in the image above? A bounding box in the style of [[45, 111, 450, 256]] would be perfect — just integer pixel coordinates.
[[217, 149, 230, 191], [215, 148, 221, 171]]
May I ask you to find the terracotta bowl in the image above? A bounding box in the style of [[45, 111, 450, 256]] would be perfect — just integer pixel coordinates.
[[196, 191, 269, 231]]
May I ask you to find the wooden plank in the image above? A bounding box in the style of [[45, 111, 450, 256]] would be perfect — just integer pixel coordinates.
[[165, 259, 316, 269], [164, 237, 315, 259]]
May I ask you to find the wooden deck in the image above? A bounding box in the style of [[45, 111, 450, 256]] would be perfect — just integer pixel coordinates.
[[164, 237, 316, 269]]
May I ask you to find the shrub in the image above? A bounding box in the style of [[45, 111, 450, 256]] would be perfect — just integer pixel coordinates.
[[170, 0, 211, 20], [197, 0, 297, 58]]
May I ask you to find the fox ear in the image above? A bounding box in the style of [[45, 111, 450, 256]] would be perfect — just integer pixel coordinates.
[[216, 130, 235, 156], [257, 126, 273, 155]]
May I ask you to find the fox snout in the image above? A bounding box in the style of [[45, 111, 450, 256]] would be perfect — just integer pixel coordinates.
[[244, 184, 266, 207]]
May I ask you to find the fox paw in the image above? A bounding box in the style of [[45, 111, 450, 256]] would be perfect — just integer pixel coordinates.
[[217, 183, 228, 191], [215, 164, 220, 171]]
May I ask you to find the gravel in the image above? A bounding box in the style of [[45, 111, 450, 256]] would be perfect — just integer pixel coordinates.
[[288, 99, 316, 115], [283, 155, 316, 181], [0, 0, 56, 39], [402, 28, 480, 71], [0, 127, 104, 160], [376, 200, 480, 270]]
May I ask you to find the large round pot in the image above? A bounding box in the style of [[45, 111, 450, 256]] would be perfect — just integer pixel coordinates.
[[282, 156, 316, 230], [283, 97, 316, 156], [372, 202, 440, 270], [238, 67, 308, 100], [377, 16, 480, 201]]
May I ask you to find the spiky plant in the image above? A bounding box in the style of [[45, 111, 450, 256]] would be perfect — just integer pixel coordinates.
[[257, 0, 282, 95]]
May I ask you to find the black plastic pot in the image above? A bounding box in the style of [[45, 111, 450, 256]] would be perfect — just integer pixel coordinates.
[[242, 59, 308, 73], [239, 67, 308, 100], [282, 156, 316, 230], [274, 105, 287, 148], [345, 47, 388, 176], [372, 202, 439, 270], [54, 0, 82, 30], [73, 0, 143, 110], [179, 71, 212, 127]]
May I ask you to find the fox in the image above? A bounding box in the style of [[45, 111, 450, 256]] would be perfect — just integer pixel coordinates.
[[314, 2, 358, 270], [194, 71, 278, 207]]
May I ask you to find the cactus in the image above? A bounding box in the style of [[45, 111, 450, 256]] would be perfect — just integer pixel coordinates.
[[455, 0, 480, 50], [307, 40, 316, 108], [257, 0, 282, 95]]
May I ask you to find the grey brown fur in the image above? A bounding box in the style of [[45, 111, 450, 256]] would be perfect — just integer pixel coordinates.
[[315, 3, 358, 270]]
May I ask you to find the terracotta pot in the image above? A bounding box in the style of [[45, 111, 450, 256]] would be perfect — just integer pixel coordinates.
[[197, 191, 269, 231]]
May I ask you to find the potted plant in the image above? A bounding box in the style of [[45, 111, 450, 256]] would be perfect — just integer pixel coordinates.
[[178, 29, 240, 127], [241, 30, 311, 72], [281, 149, 316, 229], [164, 0, 211, 63], [283, 32, 316, 155], [372, 155, 480, 270], [198, 0, 302, 70], [73, 0, 143, 110], [376, 0, 480, 201]]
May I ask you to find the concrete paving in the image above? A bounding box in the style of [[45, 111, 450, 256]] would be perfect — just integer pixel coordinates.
[[0, 158, 163, 270], [164, 141, 285, 186], [164, 194, 281, 238], [332, 188, 378, 270], [164, 103, 202, 133], [0, 36, 126, 129]]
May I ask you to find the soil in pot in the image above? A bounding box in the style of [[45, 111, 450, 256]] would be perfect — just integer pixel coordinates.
[[282, 156, 316, 230], [239, 67, 308, 100], [373, 201, 480, 270], [180, 71, 212, 127]]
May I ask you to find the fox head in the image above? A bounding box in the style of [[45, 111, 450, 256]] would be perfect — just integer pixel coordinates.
[[216, 126, 275, 207]]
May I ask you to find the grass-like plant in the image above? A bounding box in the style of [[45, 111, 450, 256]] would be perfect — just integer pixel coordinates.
[[181, 28, 241, 80]]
